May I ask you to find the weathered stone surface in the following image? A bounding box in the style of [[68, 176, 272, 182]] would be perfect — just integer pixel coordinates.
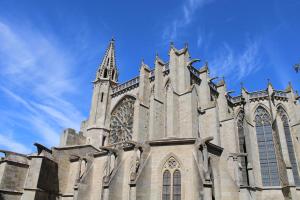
[[1, 40, 300, 200]]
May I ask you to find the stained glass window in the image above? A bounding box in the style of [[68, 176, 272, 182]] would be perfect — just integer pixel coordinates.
[[162, 157, 181, 200], [162, 170, 171, 200], [278, 107, 300, 186], [173, 170, 181, 200], [255, 106, 280, 186]]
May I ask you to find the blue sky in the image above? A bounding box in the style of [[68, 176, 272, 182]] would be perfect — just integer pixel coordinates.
[[0, 0, 299, 153]]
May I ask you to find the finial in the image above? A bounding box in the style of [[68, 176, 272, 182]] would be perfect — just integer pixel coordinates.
[[140, 58, 150, 71], [155, 51, 159, 58], [184, 42, 189, 49], [111, 36, 115, 42], [155, 52, 160, 62], [170, 41, 174, 47], [286, 81, 293, 92]]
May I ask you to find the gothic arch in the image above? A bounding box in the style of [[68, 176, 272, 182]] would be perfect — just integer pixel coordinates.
[[276, 104, 290, 122], [159, 153, 183, 171], [251, 103, 270, 122], [276, 105, 300, 186], [254, 106, 280, 186], [103, 68, 108, 78], [110, 94, 136, 113], [160, 153, 183, 200]]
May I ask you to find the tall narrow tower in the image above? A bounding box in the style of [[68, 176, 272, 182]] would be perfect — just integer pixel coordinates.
[[85, 38, 118, 147]]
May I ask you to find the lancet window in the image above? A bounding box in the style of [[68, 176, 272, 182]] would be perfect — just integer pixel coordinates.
[[278, 107, 300, 186], [255, 106, 280, 186], [162, 157, 181, 200]]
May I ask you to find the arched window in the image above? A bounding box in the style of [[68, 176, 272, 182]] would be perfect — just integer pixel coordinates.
[[173, 170, 181, 200], [162, 170, 171, 200], [255, 106, 280, 186], [237, 111, 249, 186], [278, 107, 300, 186], [162, 156, 181, 200], [103, 68, 108, 78]]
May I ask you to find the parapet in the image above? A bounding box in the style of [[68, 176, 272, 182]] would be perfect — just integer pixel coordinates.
[[59, 128, 86, 147]]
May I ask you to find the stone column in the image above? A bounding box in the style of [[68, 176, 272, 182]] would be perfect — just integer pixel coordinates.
[[132, 62, 150, 142], [203, 182, 213, 200], [102, 187, 110, 200], [129, 186, 136, 200], [149, 56, 165, 140]]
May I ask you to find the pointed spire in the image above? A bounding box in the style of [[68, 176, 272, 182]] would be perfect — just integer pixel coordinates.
[[267, 78, 274, 91], [241, 82, 248, 94], [285, 81, 292, 92], [96, 38, 118, 82]]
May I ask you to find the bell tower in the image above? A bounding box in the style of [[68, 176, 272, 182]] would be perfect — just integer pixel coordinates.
[[84, 38, 118, 147]]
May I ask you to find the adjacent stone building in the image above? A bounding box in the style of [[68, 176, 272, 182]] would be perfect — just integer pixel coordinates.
[[1, 39, 300, 200]]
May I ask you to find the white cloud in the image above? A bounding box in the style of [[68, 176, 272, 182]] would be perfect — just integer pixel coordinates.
[[0, 20, 85, 150], [210, 38, 262, 81], [0, 134, 32, 154], [163, 0, 214, 41]]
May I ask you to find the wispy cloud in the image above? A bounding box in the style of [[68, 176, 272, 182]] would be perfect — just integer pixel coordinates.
[[0, 20, 85, 151], [196, 27, 214, 52], [210, 38, 262, 81], [0, 134, 32, 154], [163, 0, 214, 41]]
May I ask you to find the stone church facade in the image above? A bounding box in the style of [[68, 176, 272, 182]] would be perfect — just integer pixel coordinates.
[[1, 39, 300, 200]]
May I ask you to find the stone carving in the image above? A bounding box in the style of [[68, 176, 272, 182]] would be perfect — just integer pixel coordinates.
[[202, 144, 210, 181], [79, 158, 87, 180], [109, 96, 135, 144], [130, 147, 142, 181], [103, 152, 116, 184]]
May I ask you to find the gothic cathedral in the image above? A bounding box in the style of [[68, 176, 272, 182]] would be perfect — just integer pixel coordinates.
[[1, 39, 300, 200]]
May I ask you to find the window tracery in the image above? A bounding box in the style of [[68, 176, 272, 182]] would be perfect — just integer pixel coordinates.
[[162, 156, 181, 200], [109, 96, 135, 144], [255, 106, 280, 186]]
